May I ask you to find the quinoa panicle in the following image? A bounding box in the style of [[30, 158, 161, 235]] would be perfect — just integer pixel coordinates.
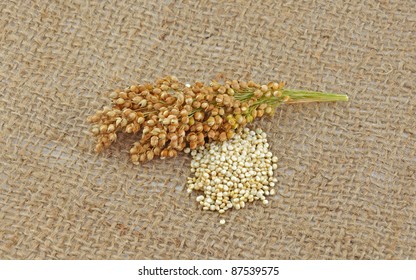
[[88, 76, 348, 164]]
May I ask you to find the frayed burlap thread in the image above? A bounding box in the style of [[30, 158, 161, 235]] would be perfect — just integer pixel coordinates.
[[0, 0, 415, 259]]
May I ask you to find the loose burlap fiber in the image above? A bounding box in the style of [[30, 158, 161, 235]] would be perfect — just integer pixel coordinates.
[[0, 0, 415, 260]]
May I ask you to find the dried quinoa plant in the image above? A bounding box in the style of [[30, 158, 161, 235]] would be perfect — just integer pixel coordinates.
[[88, 76, 348, 164]]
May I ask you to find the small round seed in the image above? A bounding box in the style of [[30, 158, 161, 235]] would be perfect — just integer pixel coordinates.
[[187, 128, 277, 213]]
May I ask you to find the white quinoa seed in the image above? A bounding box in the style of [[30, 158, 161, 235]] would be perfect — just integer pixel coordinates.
[[187, 128, 278, 213]]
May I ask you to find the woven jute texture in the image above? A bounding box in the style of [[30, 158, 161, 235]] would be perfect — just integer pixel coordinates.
[[1, 0, 415, 259]]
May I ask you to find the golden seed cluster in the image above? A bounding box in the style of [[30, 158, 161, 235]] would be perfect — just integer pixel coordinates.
[[186, 128, 278, 213], [88, 76, 286, 164]]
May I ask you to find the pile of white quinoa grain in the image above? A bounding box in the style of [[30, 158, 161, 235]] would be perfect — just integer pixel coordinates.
[[186, 127, 278, 214]]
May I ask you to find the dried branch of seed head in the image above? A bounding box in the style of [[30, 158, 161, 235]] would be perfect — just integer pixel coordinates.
[[88, 76, 348, 163]]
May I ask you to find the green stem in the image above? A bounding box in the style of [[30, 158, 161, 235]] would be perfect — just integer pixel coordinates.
[[282, 89, 348, 104]]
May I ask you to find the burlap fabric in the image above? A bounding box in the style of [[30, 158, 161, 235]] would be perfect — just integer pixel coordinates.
[[0, 0, 415, 260]]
